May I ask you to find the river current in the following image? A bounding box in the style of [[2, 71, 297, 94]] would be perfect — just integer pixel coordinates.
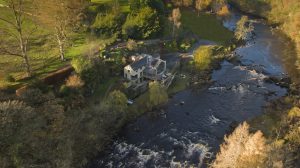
[[89, 11, 296, 168]]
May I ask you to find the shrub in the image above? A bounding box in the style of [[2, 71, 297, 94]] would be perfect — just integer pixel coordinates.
[[59, 84, 72, 96], [288, 107, 300, 118], [71, 56, 92, 74], [285, 121, 300, 145], [126, 39, 138, 51], [19, 88, 51, 106], [164, 40, 178, 52], [66, 74, 85, 88], [178, 37, 196, 52]]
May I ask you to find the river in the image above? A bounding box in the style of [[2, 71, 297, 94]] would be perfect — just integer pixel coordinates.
[[89, 10, 298, 168]]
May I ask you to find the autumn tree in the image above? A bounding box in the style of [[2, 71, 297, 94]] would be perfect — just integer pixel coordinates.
[[169, 8, 181, 38], [0, 0, 36, 77], [171, 0, 182, 6], [194, 46, 214, 70], [235, 16, 254, 41], [183, 0, 193, 7], [36, 0, 87, 61], [195, 0, 212, 15], [148, 81, 168, 109], [217, 5, 230, 18], [211, 122, 268, 168], [211, 0, 226, 12]]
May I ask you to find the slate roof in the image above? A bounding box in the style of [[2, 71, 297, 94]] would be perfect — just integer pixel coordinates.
[[130, 56, 148, 71]]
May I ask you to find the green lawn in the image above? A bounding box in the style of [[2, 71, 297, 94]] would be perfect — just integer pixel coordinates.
[[181, 10, 233, 44]]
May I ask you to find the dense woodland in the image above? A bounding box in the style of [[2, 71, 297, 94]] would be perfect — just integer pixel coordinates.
[[0, 0, 300, 167]]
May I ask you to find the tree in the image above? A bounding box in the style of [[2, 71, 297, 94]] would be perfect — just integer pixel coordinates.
[[148, 81, 168, 109], [129, 0, 141, 11], [101, 90, 128, 128], [183, 0, 193, 7], [122, 7, 160, 39], [0, 0, 36, 77], [169, 8, 181, 38], [146, 0, 165, 14], [0, 94, 69, 168], [92, 12, 122, 37], [217, 5, 230, 18], [0, 100, 35, 167], [194, 46, 214, 70], [211, 122, 268, 168], [195, 0, 212, 15], [211, 0, 226, 12], [36, 0, 87, 61], [234, 16, 254, 41], [171, 0, 182, 6]]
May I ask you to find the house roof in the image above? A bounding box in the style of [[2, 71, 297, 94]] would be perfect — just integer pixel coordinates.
[[130, 56, 148, 71]]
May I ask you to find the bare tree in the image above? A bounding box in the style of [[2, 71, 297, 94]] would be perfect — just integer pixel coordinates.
[[169, 8, 181, 38], [0, 0, 36, 77], [36, 0, 87, 61]]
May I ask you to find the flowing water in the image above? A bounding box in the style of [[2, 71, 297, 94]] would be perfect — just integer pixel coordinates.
[[89, 11, 299, 168]]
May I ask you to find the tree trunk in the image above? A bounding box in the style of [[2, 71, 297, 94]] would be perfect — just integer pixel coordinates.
[[56, 27, 66, 61], [57, 37, 65, 61], [19, 34, 31, 77], [23, 53, 31, 77], [172, 22, 175, 38]]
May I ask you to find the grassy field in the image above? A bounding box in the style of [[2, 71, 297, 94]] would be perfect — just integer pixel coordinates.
[[91, 0, 130, 12], [181, 10, 233, 44], [0, 4, 119, 89], [0, 34, 116, 89]]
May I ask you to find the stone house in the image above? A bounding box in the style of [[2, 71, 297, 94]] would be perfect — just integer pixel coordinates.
[[124, 54, 167, 87]]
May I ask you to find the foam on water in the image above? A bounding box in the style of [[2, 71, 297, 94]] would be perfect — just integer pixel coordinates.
[[209, 115, 221, 125], [208, 86, 227, 91], [95, 131, 213, 168]]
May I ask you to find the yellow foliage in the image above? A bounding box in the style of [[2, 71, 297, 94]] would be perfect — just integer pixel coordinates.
[[217, 5, 230, 17], [288, 107, 300, 118], [194, 46, 214, 70], [66, 74, 85, 88]]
